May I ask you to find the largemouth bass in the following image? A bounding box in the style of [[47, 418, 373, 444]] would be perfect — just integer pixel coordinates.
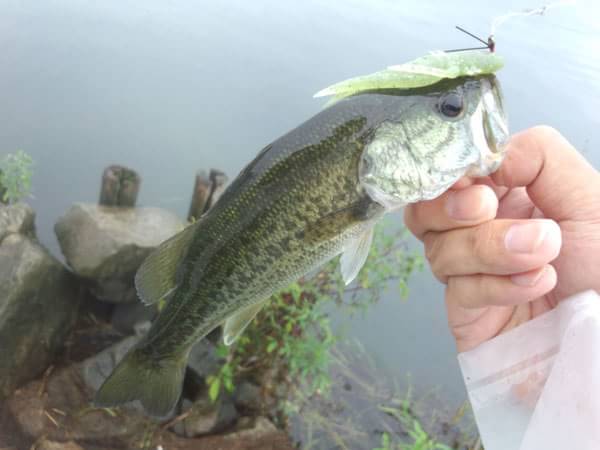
[[95, 75, 508, 417]]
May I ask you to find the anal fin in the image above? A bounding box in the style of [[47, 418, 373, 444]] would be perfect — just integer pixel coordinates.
[[223, 300, 268, 346]]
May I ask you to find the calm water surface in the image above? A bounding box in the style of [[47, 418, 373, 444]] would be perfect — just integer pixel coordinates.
[[2, 0, 599, 407]]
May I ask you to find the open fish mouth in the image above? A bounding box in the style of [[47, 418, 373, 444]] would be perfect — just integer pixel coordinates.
[[483, 77, 509, 151], [483, 109, 496, 153], [482, 107, 508, 171], [467, 77, 509, 176]]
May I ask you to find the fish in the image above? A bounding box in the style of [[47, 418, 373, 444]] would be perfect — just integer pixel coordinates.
[[94, 74, 509, 417]]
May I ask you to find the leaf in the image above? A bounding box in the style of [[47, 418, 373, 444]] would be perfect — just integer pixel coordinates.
[[224, 377, 235, 393], [266, 340, 278, 353], [216, 344, 229, 358], [208, 378, 221, 402]]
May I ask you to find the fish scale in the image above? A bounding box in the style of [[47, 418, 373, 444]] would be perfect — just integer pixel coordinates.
[[144, 111, 382, 353], [94, 75, 508, 417]]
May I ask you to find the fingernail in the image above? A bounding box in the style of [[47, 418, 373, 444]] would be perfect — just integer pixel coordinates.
[[446, 187, 495, 221], [504, 221, 553, 254], [511, 267, 547, 287]]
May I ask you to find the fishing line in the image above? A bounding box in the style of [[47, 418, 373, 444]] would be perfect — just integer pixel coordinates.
[[445, 1, 576, 53], [490, 0, 576, 35]]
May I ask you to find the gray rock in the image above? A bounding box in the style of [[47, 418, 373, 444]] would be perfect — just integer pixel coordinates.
[[54, 203, 185, 303], [0, 203, 35, 243], [171, 396, 238, 438], [233, 381, 262, 413], [36, 439, 84, 450], [111, 301, 157, 335], [0, 233, 80, 398], [80, 321, 150, 392], [224, 416, 278, 441], [187, 338, 224, 380], [80, 335, 140, 393]]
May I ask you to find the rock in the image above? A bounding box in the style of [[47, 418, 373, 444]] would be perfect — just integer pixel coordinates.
[[80, 321, 149, 393], [54, 203, 185, 303], [6, 364, 152, 445], [0, 203, 35, 243], [0, 233, 81, 399], [233, 381, 262, 413], [187, 338, 223, 381], [111, 301, 157, 335], [80, 335, 141, 393], [183, 338, 224, 401], [171, 395, 238, 438], [225, 416, 278, 441], [165, 416, 295, 450], [7, 387, 46, 437], [36, 439, 84, 450], [4, 361, 294, 450]]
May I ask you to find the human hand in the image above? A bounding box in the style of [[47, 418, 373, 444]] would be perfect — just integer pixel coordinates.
[[404, 126, 600, 352]]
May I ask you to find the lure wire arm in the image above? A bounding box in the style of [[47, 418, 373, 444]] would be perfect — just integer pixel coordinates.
[[445, 25, 496, 53]]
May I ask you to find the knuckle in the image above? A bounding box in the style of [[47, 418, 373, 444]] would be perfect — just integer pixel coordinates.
[[423, 233, 439, 263], [531, 124, 561, 141], [528, 125, 569, 154], [403, 206, 419, 236], [470, 223, 497, 269], [448, 275, 476, 308], [404, 202, 430, 240], [423, 233, 449, 283], [423, 232, 439, 265]]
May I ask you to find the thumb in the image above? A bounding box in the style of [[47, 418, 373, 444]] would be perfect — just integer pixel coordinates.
[[491, 126, 600, 222]]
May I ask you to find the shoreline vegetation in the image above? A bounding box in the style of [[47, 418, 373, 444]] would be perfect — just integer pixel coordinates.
[[0, 153, 479, 449]]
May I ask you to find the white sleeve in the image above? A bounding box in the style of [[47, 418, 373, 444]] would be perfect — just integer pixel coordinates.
[[458, 290, 600, 450]]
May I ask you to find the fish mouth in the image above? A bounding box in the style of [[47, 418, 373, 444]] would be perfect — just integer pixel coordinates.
[[468, 77, 509, 176], [483, 110, 509, 171], [482, 107, 508, 168]]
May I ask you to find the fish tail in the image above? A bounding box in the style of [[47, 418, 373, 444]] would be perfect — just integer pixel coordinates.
[[93, 345, 188, 418]]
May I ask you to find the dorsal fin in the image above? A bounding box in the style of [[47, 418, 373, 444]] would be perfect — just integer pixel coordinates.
[[134, 221, 199, 305]]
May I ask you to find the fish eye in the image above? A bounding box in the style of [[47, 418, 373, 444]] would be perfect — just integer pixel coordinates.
[[438, 92, 464, 118]]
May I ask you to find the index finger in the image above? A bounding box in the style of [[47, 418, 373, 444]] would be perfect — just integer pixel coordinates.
[[404, 184, 498, 241], [491, 126, 600, 221]]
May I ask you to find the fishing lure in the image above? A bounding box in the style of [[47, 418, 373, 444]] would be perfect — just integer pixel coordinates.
[[314, 43, 502, 105]]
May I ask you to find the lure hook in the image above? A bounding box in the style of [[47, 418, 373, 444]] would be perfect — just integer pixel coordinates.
[[445, 25, 495, 53]]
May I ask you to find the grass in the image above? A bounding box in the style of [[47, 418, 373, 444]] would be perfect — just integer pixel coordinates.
[[0, 150, 34, 204], [287, 341, 480, 450]]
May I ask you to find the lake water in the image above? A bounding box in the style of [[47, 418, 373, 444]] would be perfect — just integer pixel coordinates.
[[2, 0, 599, 411]]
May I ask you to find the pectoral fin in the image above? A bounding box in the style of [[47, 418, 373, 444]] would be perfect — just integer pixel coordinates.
[[303, 198, 383, 245], [135, 221, 199, 305], [223, 300, 267, 346], [340, 226, 374, 285]]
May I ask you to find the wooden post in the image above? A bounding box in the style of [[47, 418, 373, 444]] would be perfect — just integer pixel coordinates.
[[187, 169, 228, 221], [0, 169, 6, 204], [187, 170, 211, 221], [206, 169, 228, 210], [99, 165, 141, 207]]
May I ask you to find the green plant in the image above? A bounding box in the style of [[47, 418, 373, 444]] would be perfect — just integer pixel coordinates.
[[206, 221, 422, 413], [377, 403, 454, 450], [207, 354, 235, 402], [374, 432, 394, 450], [0, 150, 34, 204]]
